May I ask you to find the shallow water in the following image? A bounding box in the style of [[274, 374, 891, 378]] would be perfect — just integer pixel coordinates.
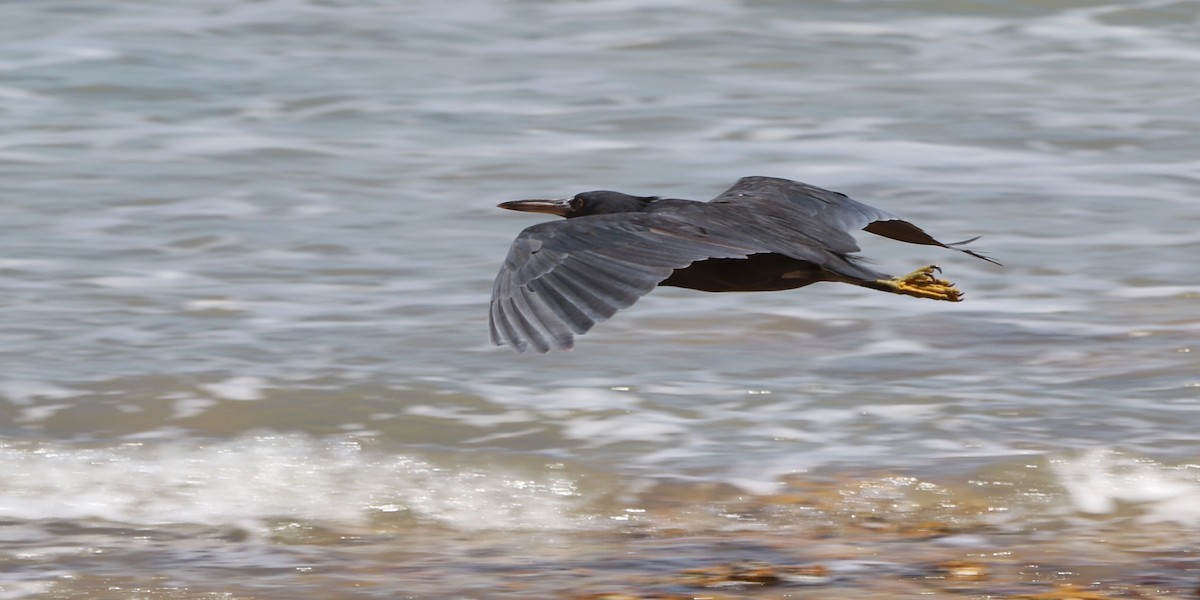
[[2, 0, 1199, 597]]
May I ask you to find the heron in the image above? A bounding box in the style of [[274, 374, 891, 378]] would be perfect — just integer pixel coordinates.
[[489, 176, 997, 353]]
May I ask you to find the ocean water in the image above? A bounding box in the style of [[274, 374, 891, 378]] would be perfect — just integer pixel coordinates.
[[2, 0, 1199, 597]]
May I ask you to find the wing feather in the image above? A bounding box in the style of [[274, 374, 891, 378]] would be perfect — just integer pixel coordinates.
[[711, 176, 999, 265], [490, 213, 756, 352], [525, 277, 596, 334], [537, 267, 620, 321]]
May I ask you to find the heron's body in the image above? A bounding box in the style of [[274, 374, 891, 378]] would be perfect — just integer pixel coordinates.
[[658, 254, 828, 292], [489, 176, 997, 353]]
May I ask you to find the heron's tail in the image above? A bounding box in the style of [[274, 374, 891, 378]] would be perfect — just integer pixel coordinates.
[[945, 236, 1002, 266]]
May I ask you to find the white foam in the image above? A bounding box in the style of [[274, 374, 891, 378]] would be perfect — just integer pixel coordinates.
[[561, 413, 689, 444], [0, 581, 52, 600], [0, 436, 598, 532], [405, 404, 535, 427], [1051, 449, 1200, 524], [0, 381, 82, 406], [199, 376, 271, 401], [0, 46, 119, 72], [858, 403, 943, 423], [1108, 285, 1200, 299], [84, 270, 208, 289], [852, 338, 933, 356], [183, 299, 251, 312]]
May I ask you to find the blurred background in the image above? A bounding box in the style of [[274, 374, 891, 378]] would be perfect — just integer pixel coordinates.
[[1, 0, 1198, 597]]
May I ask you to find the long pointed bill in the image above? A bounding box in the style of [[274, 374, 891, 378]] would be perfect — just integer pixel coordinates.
[[497, 198, 572, 217]]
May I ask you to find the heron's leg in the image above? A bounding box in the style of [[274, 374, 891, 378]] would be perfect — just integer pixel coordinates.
[[869, 265, 962, 302]]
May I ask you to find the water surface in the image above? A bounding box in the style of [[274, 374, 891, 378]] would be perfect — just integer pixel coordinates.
[[2, 0, 1199, 597]]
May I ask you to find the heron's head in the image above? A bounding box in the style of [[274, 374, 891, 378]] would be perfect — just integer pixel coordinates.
[[498, 191, 657, 218]]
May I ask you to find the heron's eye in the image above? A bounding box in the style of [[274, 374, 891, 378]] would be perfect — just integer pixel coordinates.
[[571, 197, 586, 211]]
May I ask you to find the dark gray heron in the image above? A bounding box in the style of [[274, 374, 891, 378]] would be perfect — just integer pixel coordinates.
[[490, 176, 998, 353]]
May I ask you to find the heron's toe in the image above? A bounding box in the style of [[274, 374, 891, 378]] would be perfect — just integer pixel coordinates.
[[877, 265, 963, 302]]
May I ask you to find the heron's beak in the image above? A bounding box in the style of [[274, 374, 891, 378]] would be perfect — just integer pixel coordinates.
[[497, 198, 571, 217]]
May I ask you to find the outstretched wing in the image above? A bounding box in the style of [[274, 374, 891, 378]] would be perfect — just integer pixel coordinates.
[[710, 176, 1000, 265], [490, 213, 755, 353]]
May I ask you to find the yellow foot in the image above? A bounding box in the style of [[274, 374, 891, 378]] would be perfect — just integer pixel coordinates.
[[875, 265, 962, 302]]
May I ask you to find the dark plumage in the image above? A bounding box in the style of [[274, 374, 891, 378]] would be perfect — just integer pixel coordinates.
[[489, 176, 998, 353]]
